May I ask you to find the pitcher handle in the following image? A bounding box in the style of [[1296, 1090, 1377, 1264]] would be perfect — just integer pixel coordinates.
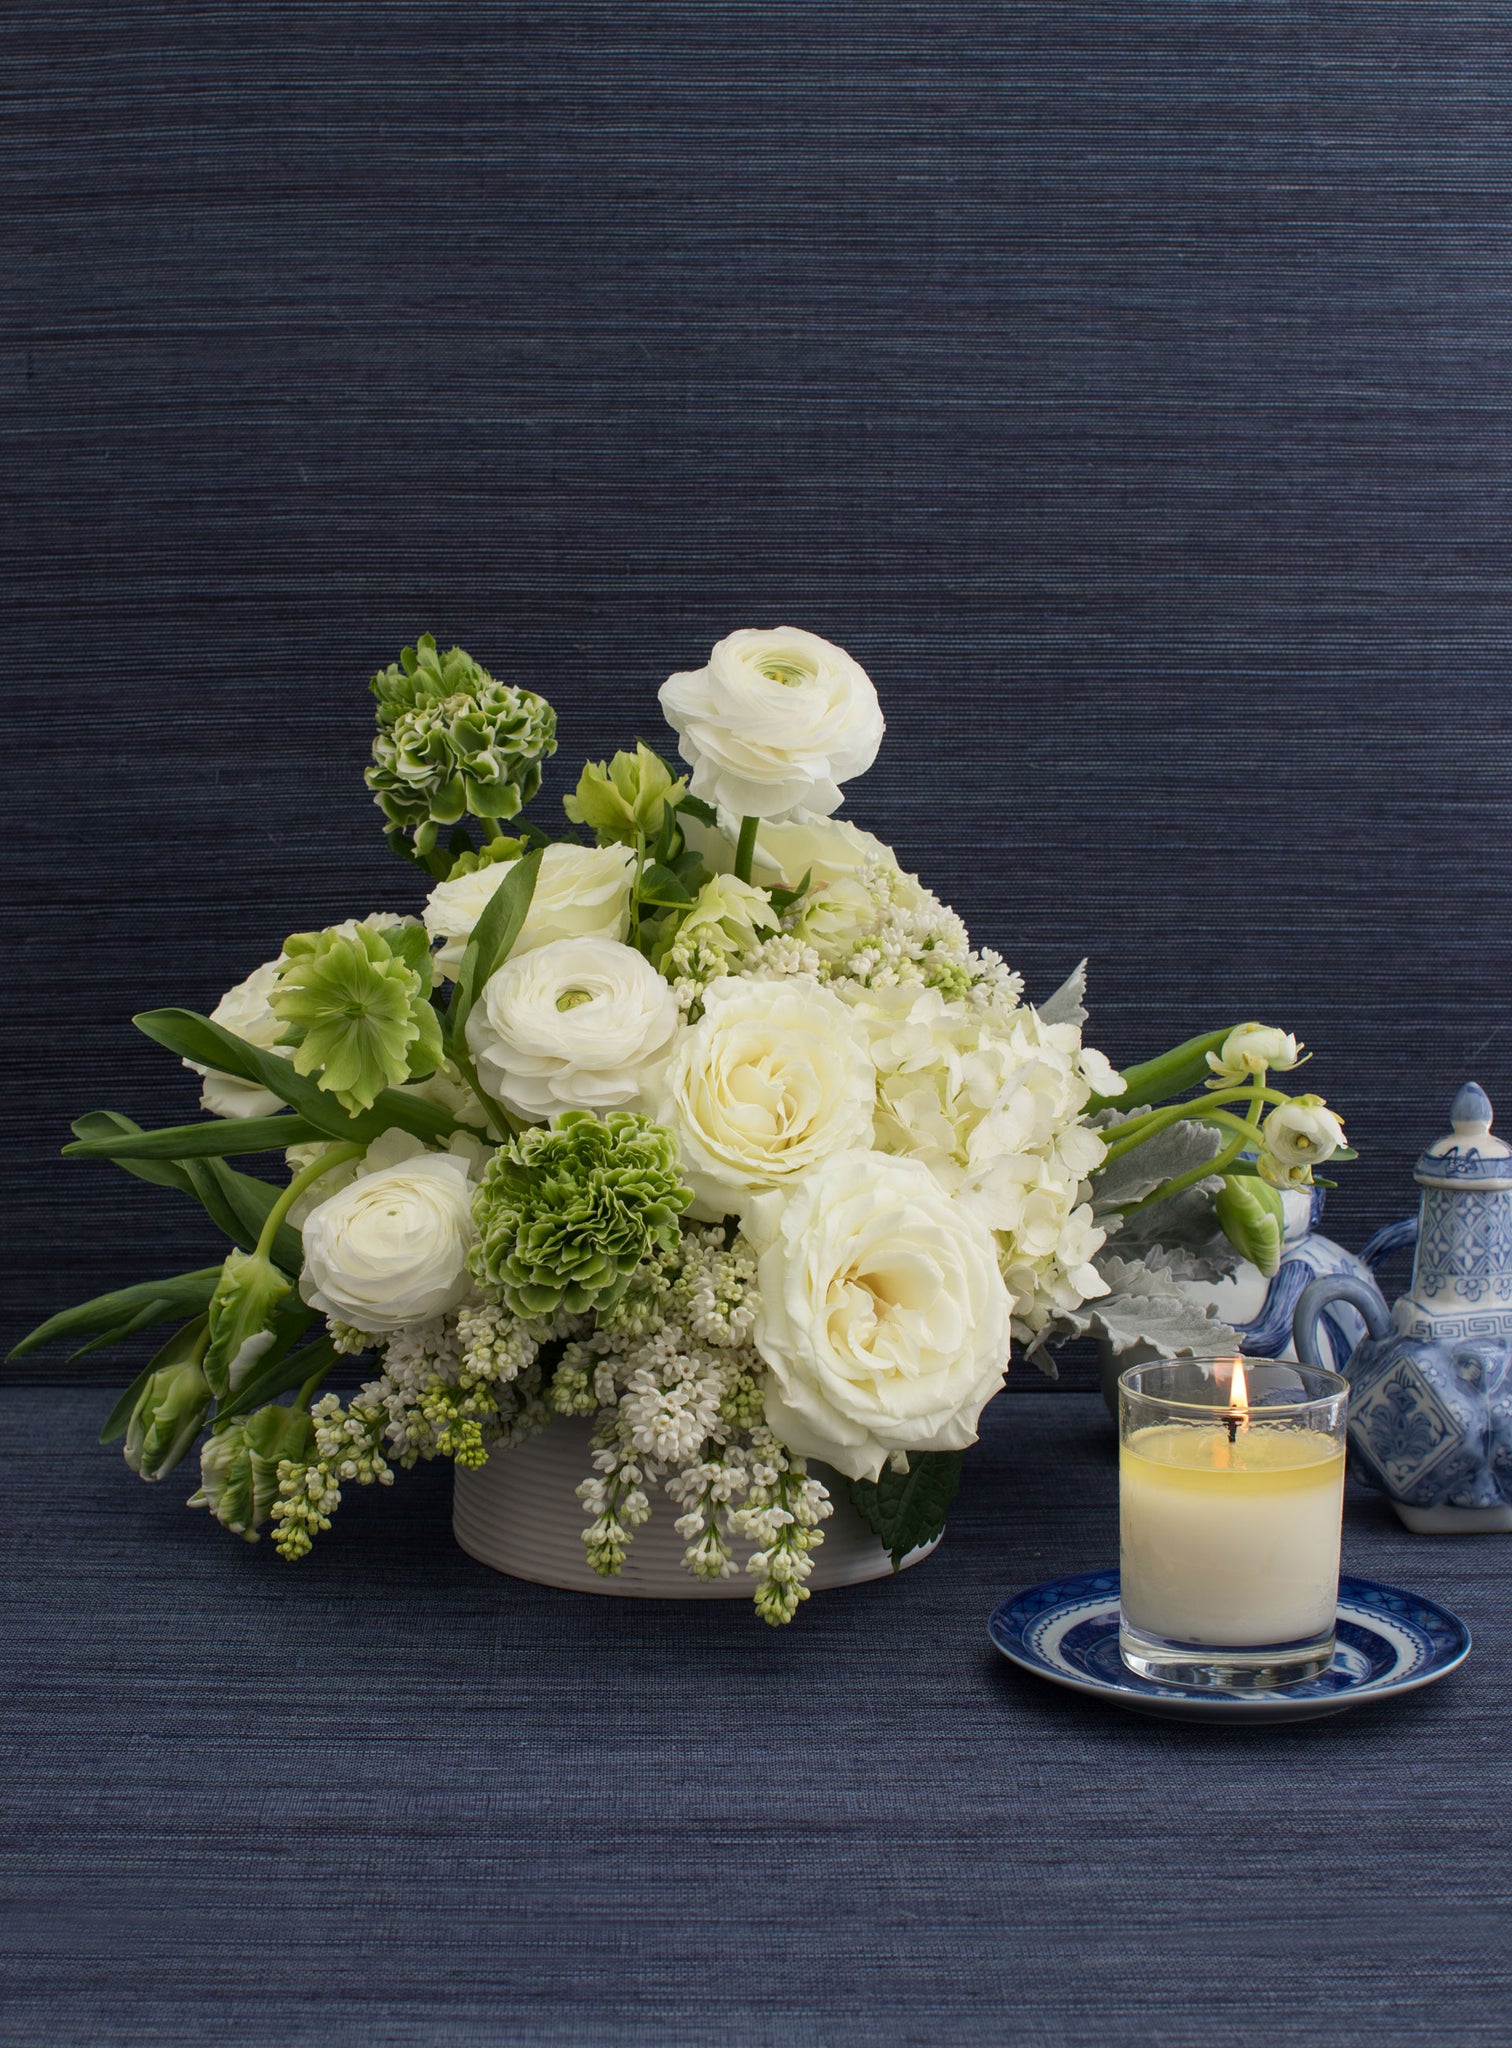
[[1293, 1274, 1394, 1369]]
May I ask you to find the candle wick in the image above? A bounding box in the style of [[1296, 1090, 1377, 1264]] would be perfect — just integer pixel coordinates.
[[1226, 1413, 1239, 1446]]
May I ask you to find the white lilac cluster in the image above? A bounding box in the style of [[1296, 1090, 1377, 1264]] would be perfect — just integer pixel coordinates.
[[562, 1226, 834, 1622]]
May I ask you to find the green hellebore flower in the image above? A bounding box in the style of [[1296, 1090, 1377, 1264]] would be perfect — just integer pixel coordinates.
[[563, 743, 687, 847], [203, 1250, 293, 1400], [124, 1360, 213, 1480], [188, 1403, 316, 1541], [272, 919, 443, 1114], [1213, 1174, 1286, 1279], [366, 635, 557, 840], [470, 1110, 692, 1319]]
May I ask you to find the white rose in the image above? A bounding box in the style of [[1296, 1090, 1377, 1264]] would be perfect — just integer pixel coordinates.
[[746, 1150, 1013, 1482], [285, 1126, 491, 1232], [749, 811, 897, 890], [659, 978, 875, 1218], [298, 1151, 477, 1333], [466, 934, 679, 1120], [184, 961, 293, 1119], [659, 627, 885, 819], [424, 843, 635, 980]]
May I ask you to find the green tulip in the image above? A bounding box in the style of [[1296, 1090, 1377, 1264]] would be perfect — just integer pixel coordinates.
[[1214, 1173, 1286, 1278], [203, 1250, 293, 1400], [124, 1361, 213, 1480], [189, 1403, 316, 1540]]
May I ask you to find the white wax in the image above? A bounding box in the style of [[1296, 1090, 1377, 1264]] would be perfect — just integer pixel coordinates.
[[1120, 1423, 1345, 1647]]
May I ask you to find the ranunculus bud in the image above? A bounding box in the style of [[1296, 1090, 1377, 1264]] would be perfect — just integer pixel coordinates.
[[189, 1403, 315, 1540], [1214, 1173, 1285, 1278], [563, 743, 686, 846], [125, 1360, 213, 1480], [203, 1250, 293, 1400], [1206, 1023, 1303, 1085], [1262, 1095, 1346, 1174]]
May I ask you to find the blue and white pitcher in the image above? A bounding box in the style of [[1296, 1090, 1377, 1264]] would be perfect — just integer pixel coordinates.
[[1295, 1082, 1512, 1532]]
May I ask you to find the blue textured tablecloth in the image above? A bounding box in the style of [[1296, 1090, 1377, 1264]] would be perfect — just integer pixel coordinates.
[[4, 1385, 1506, 2047]]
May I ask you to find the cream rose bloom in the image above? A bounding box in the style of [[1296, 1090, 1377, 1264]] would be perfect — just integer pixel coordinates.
[[298, 1150, 477, 1334], [658, 627, 884, 819], [424, 842, 635, 980], [466, 934, 679, 1121], [746, 1150, 1013, 1482], [658, 977, 875, 1218], [184, 961, 293, 1119]]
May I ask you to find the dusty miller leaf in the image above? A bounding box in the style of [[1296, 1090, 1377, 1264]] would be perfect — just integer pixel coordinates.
[[1060, 1254, 1242, 1358], [1092, 1117, 1226, 1213]]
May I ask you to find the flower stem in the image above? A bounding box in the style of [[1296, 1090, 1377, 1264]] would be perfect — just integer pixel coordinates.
[[255, 1143, 365, 1261], [733, 815, 759, 886]]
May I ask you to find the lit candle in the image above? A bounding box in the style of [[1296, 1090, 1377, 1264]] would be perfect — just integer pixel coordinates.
[[1118, 1357, 1349, 1688]]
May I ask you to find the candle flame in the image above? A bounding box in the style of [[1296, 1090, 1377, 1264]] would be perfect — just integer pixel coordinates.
[[1228, 1356, 1249, 1416]]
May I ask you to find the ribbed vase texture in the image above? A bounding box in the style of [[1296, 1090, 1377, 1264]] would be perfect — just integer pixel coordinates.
[[453, 1416, 940, 1598]]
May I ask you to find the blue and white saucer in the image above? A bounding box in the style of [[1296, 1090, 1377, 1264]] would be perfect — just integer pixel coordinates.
[[989, 1570, 1471, 1723]]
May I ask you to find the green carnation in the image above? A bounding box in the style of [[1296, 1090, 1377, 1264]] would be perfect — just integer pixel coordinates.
[[272, 918, 443, 1113], [366, 634, 557, 854], [188, 1403, 316, 1541], [470, 1111, 692, 1318]]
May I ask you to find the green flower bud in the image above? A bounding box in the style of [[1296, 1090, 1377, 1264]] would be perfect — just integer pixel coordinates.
[[563, 743, 686, 846], [188, 1403, 316, 1540], [470, 1110, 692, 1318], [272, 918, 443, 1114], [366, 635, 557, 842], [203, 1250, 293, 1400], [1213, 1174, 1286, 1278], [125, 1360, 213, 1480]]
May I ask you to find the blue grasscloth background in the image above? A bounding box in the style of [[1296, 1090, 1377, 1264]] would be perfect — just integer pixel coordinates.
[[7, 3, 1512, 1371]]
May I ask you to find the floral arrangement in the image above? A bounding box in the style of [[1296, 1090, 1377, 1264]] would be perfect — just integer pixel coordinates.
[[17, 628, 1353, 1621]]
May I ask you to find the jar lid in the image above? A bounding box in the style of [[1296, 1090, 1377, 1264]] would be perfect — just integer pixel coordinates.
[[1414, 1082, 1512, 1190]]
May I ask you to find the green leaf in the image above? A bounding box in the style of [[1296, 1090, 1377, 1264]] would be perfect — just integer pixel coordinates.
[[99, 1316, 209, 1443], [64, 1115, 304, 1268], [63, 1113, 319, 1162], [9, 1268, 222, 1360], [133, 1010, 454, 1144], [845, 1451, 964, 1570], [446, 845, 542, 1058], [68, 1297, 182, 1362], [180, 1158, 304, 1273], [674, 792, 717, 827], [1088, 1028, 1235, 1115], [637, 862, 695, 908], [70, 1112, 199, 1194], [214, 1328, 335, 1425]]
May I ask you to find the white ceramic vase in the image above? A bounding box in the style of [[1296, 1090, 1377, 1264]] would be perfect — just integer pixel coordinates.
[[453, 1416, 940, 1598]]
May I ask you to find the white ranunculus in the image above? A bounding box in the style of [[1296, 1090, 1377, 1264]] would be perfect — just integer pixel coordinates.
[[185, 961, 293, 1119], [424, 842, 636, 980], [659, 627, 885, 820], [466, 934, 680, 1120], [659, 977, 875, 1218], [746, 1150, 1013, 1483], [298, 1151, 477, 1334]]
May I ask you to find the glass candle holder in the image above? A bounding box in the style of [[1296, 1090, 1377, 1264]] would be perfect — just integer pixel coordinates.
[[1118, 1356, 1349, 1691]]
